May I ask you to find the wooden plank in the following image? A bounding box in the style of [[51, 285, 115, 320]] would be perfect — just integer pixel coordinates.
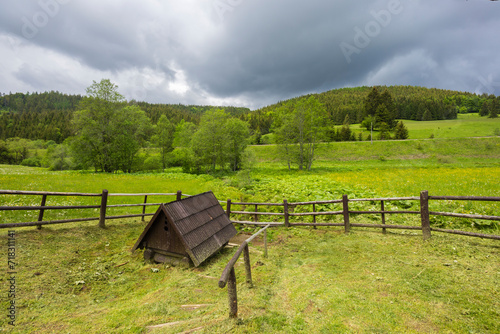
[[350, 223, 422, 230], [106, 213, 154, 220], [108, 192, 178, 197], [349, 197, 419, 202], [0, 190, 101, 196], [429, 196, 500, 202], [289, 223, 344, 227], [430, 212, 500, 221], [0, 217, 100, 228], [230, 221, 283, 226], [349, 210, 420, 215], [231, 211, 284, 216], [289, 211, 343, 217], [430, 228, 500, 240], [0, 205, 101, 211], [289, 199, 343, 205], [230, 202, 284, 206]]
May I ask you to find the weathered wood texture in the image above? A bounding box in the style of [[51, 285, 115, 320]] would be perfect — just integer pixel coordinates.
[[420, 191, 431, 240]]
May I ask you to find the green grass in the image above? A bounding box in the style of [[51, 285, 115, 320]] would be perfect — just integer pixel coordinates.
[[402, 113, 500, 139], [1, 224, 498, 333], [348, 113, 500, 140]]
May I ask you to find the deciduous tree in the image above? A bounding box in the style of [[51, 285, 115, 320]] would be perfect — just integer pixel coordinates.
[[72, 79, 152, 173]]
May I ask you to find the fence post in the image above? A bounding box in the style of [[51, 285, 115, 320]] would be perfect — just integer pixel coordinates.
[[264, 228, 268, 258], [381, 200, 386, 234], [141, 195, 148, 221], [254, 204, 258, 223], [226, 199, 231, 219], [243, 244, 253, 287], [312, 203, 317, 229], [37, 194, 47, 230], [176, 190, 182, 201], [420, 190, 431, 240], [343, 195, 350, 234], [284, 199, 290, 227], [99, 189, 108, 228], [228, 267, 238, 318]]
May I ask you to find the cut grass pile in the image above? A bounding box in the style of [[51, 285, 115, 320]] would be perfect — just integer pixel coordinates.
[[1, 222, 498, 333]]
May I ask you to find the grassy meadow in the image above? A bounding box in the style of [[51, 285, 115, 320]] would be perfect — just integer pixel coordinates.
[[1, 128, 500, 332], [349, 113, 500, 140]]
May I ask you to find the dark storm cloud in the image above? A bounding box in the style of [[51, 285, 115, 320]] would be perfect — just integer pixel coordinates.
[[0, 0, 499, 108]]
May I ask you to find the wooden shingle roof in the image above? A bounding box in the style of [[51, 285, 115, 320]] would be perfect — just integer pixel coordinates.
[[132, 191, 236, 267]]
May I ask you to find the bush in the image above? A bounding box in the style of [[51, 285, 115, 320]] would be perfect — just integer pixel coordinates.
[[21, 156, 42, 167], [260, 133, 275, 145], [142, 155, 163, 172]]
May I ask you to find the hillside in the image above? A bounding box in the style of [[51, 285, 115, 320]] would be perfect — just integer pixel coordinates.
[[0, 91, 250, 142], [1, 86, 498, 143], [243, 86, 497, 134]]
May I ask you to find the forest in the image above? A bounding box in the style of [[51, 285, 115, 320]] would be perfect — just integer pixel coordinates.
[[0, 81, 498, 174]]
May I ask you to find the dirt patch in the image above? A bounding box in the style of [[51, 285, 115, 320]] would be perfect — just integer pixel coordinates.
[[229, 232, 265, 246]]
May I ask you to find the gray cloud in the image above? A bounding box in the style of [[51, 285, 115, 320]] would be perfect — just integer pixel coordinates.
[[0, 0, 499, 109]]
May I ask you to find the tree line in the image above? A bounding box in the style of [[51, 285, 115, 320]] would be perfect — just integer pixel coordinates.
[[244, 86, 499, 138], [1, 82, 498, 173]]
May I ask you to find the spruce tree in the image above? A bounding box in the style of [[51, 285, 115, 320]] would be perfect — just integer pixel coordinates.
[[422, 109, 433, 121], [489, 98, 499, 118], [479, 100, 490, 117], [394, 121, 409, 139]]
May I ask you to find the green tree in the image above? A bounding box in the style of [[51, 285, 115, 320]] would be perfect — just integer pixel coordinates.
[[394, 121, 409, 139], [152, 115, 175, 170], [173, 120, 197, 148], [225, 118, 250, 171], [274, 96, 328, 170], [479, 100, 490, 117], [339, 115, 352, 141], [72, 79, 152, 173], [364, 86, 383, 118], [377, 122, 391, 140], [489, 98, 499, 118], [6, 137, 30, 164], [362, 87, 396, 130], [47, 141, 73, 171], [422, 109, 433, 121], [190, 109, 230, 172]]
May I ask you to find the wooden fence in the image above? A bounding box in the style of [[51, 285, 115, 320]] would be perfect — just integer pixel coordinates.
[[218, 225, 270, 318], [226, 191, 500, 241], [0, 189, 188, 229], [1, 189, 499, 241], [219, 191, 500, 318]]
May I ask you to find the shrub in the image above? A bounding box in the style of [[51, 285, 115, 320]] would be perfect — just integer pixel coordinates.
[[260, 133, 275, 145], [21, 156, 42, 167], [142, 155, 163, 172]]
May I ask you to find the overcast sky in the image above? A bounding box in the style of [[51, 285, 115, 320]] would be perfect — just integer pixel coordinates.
[[1, 0, 499, 110]]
